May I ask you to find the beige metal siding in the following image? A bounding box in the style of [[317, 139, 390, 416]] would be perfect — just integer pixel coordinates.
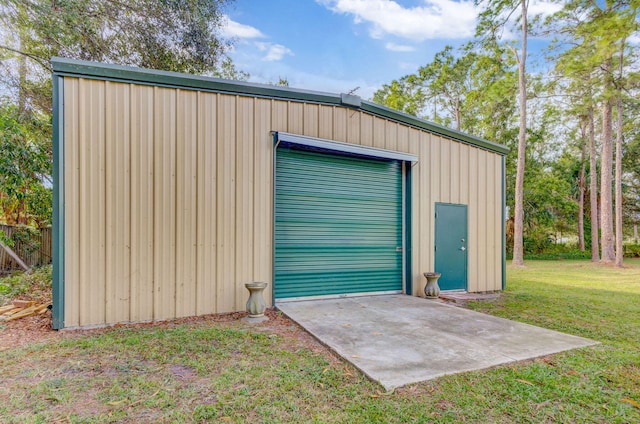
[[303, 103, 319, 138], [63, 77, 503, 327], [79, 78, 106, 327], [318, 105, 333, 139], [105, 81, 131, 324], [253, 99, 273, 299], [129, 84, 154, 322], [63, 78, 79, 327], [360, 113, 372, 147], [153, 87, 177, 320], [215, 94, 236, 313], [176, 90, 198, 318], [235, 97, 254, 312], [333, 107, 347, 141], [195, 92, 217, 316]]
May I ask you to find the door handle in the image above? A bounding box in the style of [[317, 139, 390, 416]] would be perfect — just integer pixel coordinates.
[[460, 246, 466, 251]]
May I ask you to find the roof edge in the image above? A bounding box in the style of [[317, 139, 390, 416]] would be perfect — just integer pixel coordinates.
[[360, 101, 510, 155], [51, 57, 342, 104], [51, 57, 509, 155]]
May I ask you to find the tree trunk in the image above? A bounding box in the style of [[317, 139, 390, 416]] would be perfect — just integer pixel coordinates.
[[614, 96, 624, 266], [614, 41, 625, 267], [600, 60, 615, 263], [512, 0, 527, 267], [589, 107, 600, 261], [18, 8, 27, 117], [578, 121, 586, 251]]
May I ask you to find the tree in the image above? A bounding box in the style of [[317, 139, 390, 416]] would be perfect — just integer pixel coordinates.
[[589, 107, 600, 261], [615, 40, 625, 266], [475, 0, 529, 267], [578, 119, 587, 251], [271, 77, 290, 87], [372, 42, 517, 140], [415, 45, 477, 131], [372, 75, 427, 118], [553, 77, 600, 261], [601, 56, 616, 263], [622, 108, 640, 242], [0, 100, 51, 226], [548, 0, 639, 264]]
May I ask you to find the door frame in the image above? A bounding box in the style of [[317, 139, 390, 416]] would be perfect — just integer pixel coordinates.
[[434, 202, 468, 291], [272, 131, 417, 301]]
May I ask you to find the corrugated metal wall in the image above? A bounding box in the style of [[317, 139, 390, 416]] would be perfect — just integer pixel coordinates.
[[62, 77, 502, 328]]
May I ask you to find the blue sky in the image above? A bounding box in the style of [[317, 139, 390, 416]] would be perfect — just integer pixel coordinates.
[[221, 0, 563, 99]]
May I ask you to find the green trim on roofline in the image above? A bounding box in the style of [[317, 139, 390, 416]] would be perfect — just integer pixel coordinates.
[[52, 57, 341, 104], [51, 57, 509, 155], [359, 101, 509, 155]]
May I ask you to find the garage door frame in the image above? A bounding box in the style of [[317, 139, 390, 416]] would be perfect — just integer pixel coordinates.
[[272, 132, 417, 301]]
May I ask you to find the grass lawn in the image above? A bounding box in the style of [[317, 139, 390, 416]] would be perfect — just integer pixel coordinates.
[[1, 260, 639, 423]]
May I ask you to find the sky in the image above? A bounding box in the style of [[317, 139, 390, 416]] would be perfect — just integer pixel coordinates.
[[221, 0, 564, 100]]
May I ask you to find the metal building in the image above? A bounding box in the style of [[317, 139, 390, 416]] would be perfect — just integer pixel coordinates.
[[52, 58, 508, 329]]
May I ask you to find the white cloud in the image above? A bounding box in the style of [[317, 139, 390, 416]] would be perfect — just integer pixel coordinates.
[[317, 0, 479, 40], [498, 0, 563, 40], [385, 42, 415, 52], [628, 33, 640, 45], [528, 0, 563, 17], [221, 17, 294, 62], [256, 42, 294, 61], [221, 16, 265, 39]]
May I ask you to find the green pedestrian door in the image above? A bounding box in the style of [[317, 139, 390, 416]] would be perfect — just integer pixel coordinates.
[[275, 148, 404, 299], [434, 203, 468, 291]]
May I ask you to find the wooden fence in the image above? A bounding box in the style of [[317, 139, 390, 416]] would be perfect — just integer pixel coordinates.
[[0, 225, 52, 273]]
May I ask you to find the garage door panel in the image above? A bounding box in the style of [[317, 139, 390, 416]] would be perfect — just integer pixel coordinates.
[[276, 270, 402, 298], [275, 147, 403, 299], [276, 249, 401, 269], [276, 195, 400, 212], [276, 184, 399, 199], [276, 225, 400, 243]]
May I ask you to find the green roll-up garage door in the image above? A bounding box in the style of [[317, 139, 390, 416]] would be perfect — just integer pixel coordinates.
[[275, 147, 403, 299]]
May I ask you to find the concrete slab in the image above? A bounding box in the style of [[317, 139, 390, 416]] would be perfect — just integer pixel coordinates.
[[439, 292, 501, 305], [277, 295, 599, 390]]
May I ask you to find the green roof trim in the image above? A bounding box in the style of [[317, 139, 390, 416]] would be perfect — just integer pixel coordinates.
[[51, 57, 509, 155], [359, 101, 509, 155], [51, 57, 341, 104]]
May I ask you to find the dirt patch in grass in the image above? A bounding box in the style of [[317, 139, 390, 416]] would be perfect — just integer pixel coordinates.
[[0, 309, 349, 423], [1, 307, 324, 354], [0, 311, 57, 350], [1, 266, 57, 350]]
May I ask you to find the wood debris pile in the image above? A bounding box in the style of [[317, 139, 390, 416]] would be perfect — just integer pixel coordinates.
[[0, 300, 51, 321]]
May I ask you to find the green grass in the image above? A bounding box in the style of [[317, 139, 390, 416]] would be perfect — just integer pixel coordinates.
[[1, 260, 639, 423]]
